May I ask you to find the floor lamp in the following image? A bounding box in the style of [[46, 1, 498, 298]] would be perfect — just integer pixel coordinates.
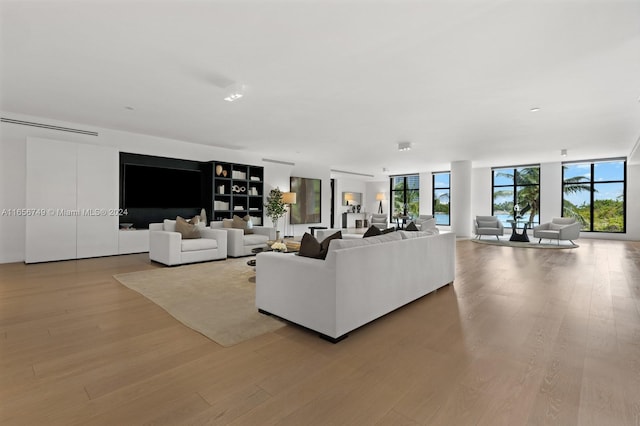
[[376, 193, 385, 214], [282, 192, 297, 238]]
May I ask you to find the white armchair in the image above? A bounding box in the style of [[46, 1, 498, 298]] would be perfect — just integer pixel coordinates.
[[415, 215, 436, 230], [474, 216, 504, 240], [149, 219, 227, 266], [533, 217, 581, 245], [369, 213, 389, 230], [210, 220, 276, 257]]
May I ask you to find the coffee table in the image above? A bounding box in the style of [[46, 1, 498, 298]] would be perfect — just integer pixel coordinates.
[[507, 220, 530, 242]]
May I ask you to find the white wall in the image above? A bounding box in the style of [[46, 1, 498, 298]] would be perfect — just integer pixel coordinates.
[[0, 112, 334, 262], [333, 177, 367, 226]]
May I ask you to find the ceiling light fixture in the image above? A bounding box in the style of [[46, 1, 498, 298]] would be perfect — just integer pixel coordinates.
[[224, 93, 243, 102], [223, 83, 247, 102], [561, 148, 567, 157], [398, 141, 412, 152]]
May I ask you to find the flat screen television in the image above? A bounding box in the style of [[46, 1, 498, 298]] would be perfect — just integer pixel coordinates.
[[123, 164, 202, 208], [290, 176, 321, 224]]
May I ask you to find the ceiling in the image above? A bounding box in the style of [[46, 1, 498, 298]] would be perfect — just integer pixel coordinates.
[[2, 0, 639, 180]]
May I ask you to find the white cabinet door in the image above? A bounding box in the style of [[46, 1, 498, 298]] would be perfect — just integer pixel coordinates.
[[76, 144, 119, 258], [25, 138, 77, 263]]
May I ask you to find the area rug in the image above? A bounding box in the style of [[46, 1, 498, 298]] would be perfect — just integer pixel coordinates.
[[471, 239, 578, 249], [113, 258, 285, 347]]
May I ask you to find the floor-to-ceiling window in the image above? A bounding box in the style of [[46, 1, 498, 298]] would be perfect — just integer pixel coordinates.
[[492, 165, 540, 228], [562, 159, 626, 232], [390, 174, 419, 220], [432, 172, 450, 225]]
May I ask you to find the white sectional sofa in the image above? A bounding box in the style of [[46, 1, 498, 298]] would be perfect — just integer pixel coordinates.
[[256, 231, 455, 342]]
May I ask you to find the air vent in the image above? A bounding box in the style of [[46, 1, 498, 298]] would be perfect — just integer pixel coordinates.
[[0, 118, 99, 136]]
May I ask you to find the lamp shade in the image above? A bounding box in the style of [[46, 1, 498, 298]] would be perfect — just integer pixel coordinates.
[[344, 192, 354, 202], [376, 192, 385, 201], [282, 192, 297, 204]]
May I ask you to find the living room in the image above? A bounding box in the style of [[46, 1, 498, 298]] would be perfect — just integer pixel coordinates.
[[2, 1, 640, 424]]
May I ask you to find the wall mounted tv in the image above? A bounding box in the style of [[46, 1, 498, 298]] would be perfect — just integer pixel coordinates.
[[290, 176, 321, 224], [123, 164, 203, 208]]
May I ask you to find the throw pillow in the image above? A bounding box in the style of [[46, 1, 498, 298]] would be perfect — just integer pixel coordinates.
[[405, 221, 419, 231], [231, 214, 254, 235], [363, 225, 382, 238], [175, 216, 201, 239], [298, 231, 342, 260], [477, 220, 496, 228], [381, 227, 396, 234], [222, 218, 233, 228]]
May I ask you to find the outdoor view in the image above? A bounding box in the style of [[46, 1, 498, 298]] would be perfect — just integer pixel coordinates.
[[492, 166, 540, 228], [563, 160, 625, 232], [433, 172, 450, 225], [391, 175, 419, 220]]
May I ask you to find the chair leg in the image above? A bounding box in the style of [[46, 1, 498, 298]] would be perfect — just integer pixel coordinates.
[[495, 235, 499, 240], [538, 238, 542, 244]]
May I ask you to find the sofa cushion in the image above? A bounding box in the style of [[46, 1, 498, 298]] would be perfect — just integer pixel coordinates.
[[477, 220, 498, 228], [363, 225, 382, 238], [299, 231, 342, 260], [163, 219, 176, 232], [181, 238, 218, 252], [405, 221, 419, 231], [175, 216, 201, 239], [399, 230, 439, 239], [243, 234, 269, 246], [329, 231, 401, 251]]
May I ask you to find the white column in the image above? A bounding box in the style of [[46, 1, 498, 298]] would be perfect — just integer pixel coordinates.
[[451, 160, 472, 238]]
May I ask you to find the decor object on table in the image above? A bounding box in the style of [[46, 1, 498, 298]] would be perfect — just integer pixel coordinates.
[[270, 241, 288, 252], [474, 216, 504, 240], [282, 191, 297, 238], [376, 192, 385, 213], [200, 208, 207, 224], [533, 217, 581, 245], [149, 218, 227, 266], [215, 164, 223, 176]]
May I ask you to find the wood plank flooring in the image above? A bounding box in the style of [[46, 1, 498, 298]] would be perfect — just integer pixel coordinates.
[[1, 238, 639, 425]]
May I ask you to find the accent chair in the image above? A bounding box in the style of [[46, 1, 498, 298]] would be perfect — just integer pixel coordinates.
[[474, 216, 504, 240], [149, 219, 227, 266], [533, 217, 581, 245]]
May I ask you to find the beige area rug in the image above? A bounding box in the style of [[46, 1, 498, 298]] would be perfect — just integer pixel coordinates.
[[113, 258, 285, 347], [471, 238, 579, 249]]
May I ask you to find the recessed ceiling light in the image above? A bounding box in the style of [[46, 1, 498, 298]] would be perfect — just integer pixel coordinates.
[[224, 93, 243, 102], [398, 141, 412, 151], [561, 149, 567, 157], [530, 107, 540, 112]]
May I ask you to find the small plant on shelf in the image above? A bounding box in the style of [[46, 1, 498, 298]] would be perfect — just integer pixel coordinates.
[[265, 187, 286, 230]]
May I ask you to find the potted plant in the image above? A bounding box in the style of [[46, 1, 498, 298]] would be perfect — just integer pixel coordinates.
[[265, 187, 286, 239]]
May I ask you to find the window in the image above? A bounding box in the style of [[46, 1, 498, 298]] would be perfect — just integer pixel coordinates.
[[432, 172, 450, 225], [562, 159, 626, 232], [390, 175, 419, 219], [492, 166, 540, 228]]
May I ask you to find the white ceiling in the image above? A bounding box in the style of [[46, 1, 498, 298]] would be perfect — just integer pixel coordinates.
[[2, 0, 639, 179]]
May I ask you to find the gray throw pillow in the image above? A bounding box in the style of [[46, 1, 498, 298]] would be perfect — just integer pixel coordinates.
[[405, 221, 419, 231], [175, 216, 201, 239], [298, 231, 342, 260], [363, 225, 382, 238]]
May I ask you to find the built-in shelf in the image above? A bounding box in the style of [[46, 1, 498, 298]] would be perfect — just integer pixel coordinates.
[[211, 161, 264, 223]]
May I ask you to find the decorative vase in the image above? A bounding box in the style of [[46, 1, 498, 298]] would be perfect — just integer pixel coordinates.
[[215, 165, 222, 176], [276, 230, 281, 241], [222, 170, 227, 177]]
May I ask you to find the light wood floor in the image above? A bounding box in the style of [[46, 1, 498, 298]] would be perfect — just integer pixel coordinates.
[[1, 238, 639, 425]]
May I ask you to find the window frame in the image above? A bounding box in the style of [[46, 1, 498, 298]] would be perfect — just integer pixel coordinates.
[[432, 171, 450, 226], [389, 174, 420, 220], [491, 165, 541, 228], [562, 158, 626, 233]]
